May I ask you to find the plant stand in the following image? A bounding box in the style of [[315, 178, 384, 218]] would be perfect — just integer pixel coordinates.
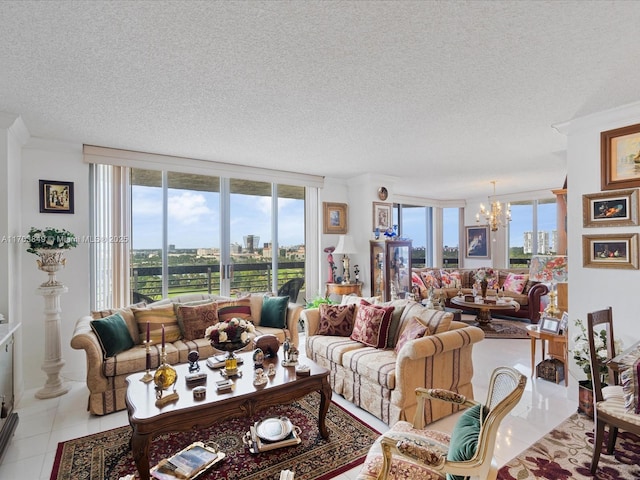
[[35, 284, 70, 399]]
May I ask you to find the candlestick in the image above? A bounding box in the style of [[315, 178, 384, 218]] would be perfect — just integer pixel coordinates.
[[140, 340, 153, 383], [146, 321, 150, 343], [161, 324, 165, 349]]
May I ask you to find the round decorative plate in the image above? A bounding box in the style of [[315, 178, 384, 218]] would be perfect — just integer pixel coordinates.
[[255, 416, 293, 442], [378, 186, 388, 200]]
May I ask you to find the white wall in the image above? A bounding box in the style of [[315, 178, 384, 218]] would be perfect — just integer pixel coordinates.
[[21, 140, 90, 389], [563, 101, 640, 386]]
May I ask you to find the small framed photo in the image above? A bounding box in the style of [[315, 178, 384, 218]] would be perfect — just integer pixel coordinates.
[[582, 233, 639, 269], [323, 202, 347, 234], [373, 202, 392, 231], [465, 225, 490, 258], [559, 312, 569, 334], [39, 180, 74, 214], [583, 189, 639, 227], [540, 316, 561, 334], [601, 123, 640, 190]]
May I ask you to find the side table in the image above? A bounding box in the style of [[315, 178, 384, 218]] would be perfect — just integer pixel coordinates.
[[526, 325, 568, 386], [325, 282, 362, 299]]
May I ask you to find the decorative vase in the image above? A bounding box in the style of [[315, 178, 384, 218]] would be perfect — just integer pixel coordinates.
[[35, 249, 67, 287], [578, 380, 594, 418], [480, 280, 488, 299], [154, 348, 177, 398]]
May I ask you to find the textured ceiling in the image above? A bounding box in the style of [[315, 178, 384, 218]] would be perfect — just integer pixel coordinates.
[[2, 1, 640, 200]]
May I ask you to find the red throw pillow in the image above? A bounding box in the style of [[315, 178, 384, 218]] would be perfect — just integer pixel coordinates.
[[350, 301, 394, 348], [317, 304, 356, 336]]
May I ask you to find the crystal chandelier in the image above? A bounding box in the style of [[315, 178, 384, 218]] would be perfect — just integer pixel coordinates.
[[476, 181, 511, 232]]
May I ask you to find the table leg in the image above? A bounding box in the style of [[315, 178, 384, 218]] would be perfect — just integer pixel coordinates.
[[530, 337, 536, 377], [131, 431, 151, 480], [318, 377, 332, 438]]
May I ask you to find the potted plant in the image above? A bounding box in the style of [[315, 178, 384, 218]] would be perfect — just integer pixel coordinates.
[[572, 317, 622, 417], [26, 226, 77, 286]]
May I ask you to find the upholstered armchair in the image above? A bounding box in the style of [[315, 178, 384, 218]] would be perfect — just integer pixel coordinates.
[[357, 366, 526, 480]]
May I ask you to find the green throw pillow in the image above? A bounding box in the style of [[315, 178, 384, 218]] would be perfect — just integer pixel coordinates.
[[90, 312, 135, 358], [260, 295, 289, 328], [446, 403, 486, 480]]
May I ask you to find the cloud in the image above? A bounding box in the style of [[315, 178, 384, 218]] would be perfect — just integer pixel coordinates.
[[168, 191, 214, 225]]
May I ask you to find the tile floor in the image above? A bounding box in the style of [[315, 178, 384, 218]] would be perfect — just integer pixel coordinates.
[[0, 336, 578, 479]]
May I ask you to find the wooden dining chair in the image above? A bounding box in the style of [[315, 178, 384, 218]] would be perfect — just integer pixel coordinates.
[[587, 307, 640, 474]]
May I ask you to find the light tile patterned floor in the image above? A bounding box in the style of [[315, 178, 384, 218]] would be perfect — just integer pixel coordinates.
[[0, 335, 578, 479]]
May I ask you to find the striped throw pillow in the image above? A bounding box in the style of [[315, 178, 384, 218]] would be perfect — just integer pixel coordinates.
[[133, 304, 181, 344]]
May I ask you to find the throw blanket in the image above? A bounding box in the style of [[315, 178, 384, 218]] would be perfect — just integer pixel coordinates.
[[619, 351, 640, 414]]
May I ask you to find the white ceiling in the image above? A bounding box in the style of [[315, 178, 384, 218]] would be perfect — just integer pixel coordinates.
[[2, 1, 640, 200]]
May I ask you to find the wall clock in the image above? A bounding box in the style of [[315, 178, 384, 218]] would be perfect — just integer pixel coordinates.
[[377, 187, 388, 201]]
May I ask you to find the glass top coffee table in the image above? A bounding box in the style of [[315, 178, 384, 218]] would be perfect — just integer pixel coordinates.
[[451, 296, 520, 333], [125, 350, 331, 480]]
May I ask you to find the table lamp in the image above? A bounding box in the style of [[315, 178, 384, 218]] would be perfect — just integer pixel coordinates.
[[333, 235, 357, 284], [529, 255, 568, 318]]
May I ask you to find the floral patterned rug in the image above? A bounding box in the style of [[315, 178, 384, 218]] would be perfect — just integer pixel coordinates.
[[50, 393, 380, 480], [498, 412, 640, 479]]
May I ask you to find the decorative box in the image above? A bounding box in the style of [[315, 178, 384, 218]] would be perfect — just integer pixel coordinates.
[[536, 358, 565, 384]]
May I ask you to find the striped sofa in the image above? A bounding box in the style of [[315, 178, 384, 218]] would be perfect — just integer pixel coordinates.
[[302, 299, 484, 426]]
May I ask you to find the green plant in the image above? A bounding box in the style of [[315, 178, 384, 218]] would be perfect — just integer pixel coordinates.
[[572, 317, 622, 386], [305, 296, 335, 309], [26, 226, 78, 254]]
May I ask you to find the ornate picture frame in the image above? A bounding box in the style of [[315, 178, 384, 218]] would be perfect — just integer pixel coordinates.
[[582, 233, 639, 269], [465, 225, 490, 258], [601, 123, 640, 190], [583, 189, 639, 227], [372, 202, 392, 231], [322, 202, 347, 234], [39, 179, 74, 214]]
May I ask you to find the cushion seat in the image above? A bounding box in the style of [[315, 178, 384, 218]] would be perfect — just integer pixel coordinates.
[[342, 346, 397, 390], [597, 395, 640, 426], [306, 335, 365, 364], [103, 342, 180, 378]]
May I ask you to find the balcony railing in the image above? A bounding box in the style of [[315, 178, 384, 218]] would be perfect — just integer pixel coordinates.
[[131, 261, 304, 302]]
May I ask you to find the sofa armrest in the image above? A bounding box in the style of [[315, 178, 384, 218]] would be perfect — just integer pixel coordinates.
[[286, 303, 303, 347], [300, 308, 320, 337], [528, 282, 549, 324], [397, 324, 485, 362], [70, 315, 110, 392]]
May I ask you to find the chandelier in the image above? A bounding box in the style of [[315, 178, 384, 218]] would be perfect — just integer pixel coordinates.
[[476, 181, 511, 232]]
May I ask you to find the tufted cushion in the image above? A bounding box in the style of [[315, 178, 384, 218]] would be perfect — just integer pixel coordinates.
[[394, 316, 429, 353], [260, 295, 289, 328], [419, 270, 441, 289], [446, 403, 487, 480], [176, 302, 218, 341], [350, 302, 393, 348], [90, 312, 135, 358], [317, 303, 356, 336], [133, 304, 181, 344], [502, 273, 528, 294], [216, 295, 252, 322]]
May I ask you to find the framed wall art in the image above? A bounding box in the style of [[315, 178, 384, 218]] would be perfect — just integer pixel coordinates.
[[601, 123, 640, 190], [465, 225, 490, 258], [372, 202, 392, 231], [39, 179, 74, 214], [583, 188, 639, 227], [322, 202, 347, 234], [582, 233, 639, 269]]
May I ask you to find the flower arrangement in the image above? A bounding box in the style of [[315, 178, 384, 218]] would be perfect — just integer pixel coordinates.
[[25, 226, 78, 254], [205, 318, 255, 346], [474, 268, 495, 284], [572, 317, 622, 385]]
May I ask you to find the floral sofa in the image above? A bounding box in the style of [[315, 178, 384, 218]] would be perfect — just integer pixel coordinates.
[[412, 268, 549, 324], [71, 293, 302, 415], [301, 297, 485, 425]]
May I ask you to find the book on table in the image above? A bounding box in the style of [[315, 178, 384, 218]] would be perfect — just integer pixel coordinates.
[[150, 441, 225, 480]]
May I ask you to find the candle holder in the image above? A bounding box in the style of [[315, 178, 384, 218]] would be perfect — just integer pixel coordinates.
[[140, 340, 153, 383]]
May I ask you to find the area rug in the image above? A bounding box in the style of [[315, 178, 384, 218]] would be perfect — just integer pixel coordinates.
[[497, 412, 640, 479], [460, 313, 530, 339], [50, 393, 380, 480]]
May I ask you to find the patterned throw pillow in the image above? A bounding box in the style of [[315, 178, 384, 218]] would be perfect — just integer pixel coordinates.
[[440, 270, 462, 288], [620, 356, 640, 414], [216, 295, 252, 322], [317, 303, 356, 336], [176, 302, 218, 341], [350, 302, 394, 348], [419, 270, 441, 289], [411, 271, 427, 297], [133, 304, 181, 343], [487, 271, 500, 290], [394, 316, 429, 353], [503, 273, 529, 294]]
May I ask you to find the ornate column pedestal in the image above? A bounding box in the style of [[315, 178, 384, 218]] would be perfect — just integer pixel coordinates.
[[35, 284, 70, 399]]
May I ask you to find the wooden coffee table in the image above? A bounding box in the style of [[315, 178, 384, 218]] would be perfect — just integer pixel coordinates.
[[125, 351, 331, 480], [451, 296, 520, 333]]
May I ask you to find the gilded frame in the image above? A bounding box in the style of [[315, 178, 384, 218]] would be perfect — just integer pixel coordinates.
[[373, 202, 392, 231], [323, 202, 347, 234], [582, 189, 639, 227], [601, 123, 640, 190], [582, 233, 639, 269]]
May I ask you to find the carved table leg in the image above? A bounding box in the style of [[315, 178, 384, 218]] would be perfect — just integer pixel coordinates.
[[318, 376, 332, 438], [131, 431, 151, 480]]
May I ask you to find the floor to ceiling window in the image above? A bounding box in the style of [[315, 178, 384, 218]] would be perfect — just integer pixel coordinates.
[[508, 197, 557, 267], [442, 207, 460, 267]]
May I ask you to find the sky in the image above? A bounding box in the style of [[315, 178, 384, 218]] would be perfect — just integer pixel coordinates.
[[132, 186, 557, 251]]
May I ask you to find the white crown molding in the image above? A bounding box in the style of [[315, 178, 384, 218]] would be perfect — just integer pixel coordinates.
[[0, 112, 30, 145], [24, 136, 82, 153], [553, 99, 640, 135]]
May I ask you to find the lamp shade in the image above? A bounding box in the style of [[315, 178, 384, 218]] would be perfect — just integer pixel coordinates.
[[529, 255, 568, 283], [334, 235, 357, 255]]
